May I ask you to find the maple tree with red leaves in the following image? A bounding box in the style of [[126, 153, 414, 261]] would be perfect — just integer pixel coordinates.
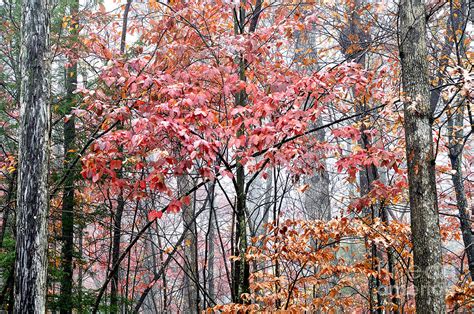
[[0, 0, 472, 312]]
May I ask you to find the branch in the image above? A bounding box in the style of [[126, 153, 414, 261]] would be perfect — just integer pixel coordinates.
[[91, 101, 388, 311]]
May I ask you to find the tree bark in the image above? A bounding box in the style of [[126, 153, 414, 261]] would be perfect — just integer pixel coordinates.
[[399, 0, 446, 312], [14, 0, 51, 309]]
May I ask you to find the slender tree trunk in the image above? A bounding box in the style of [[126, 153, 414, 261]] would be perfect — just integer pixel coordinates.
[[156, 228, 168, 312], [77, 71, 87, 314], [231, 60, 251, 303], [59, 71, 76, 314], [77, 224, 83, 313], [206, 181, 216, 307], [232, 158, 250, 303], [109, 195, 124, 313], [178, 174, 199, 313], [387, 246, 401, 313], [272, 168, 281, 309], [378, 171, 401, 313], [229, 1, 263, 303], [0, 270, 14, 311], [448, 106, 474, 280], [340, 1, 384, 310], [361, 129, 384, 314], [230, 2, 257, 303], [110, 2, 132, 310], [438, 0, 473, 281], [0, 170, 17, 313], [0, 171, 16, 249], [59, 2, 79, 312], [14, 0, 51, 309], [399, 0, 446, 312]]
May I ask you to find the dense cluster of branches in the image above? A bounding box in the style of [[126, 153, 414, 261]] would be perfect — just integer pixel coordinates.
[[0, 0, 473, 312]]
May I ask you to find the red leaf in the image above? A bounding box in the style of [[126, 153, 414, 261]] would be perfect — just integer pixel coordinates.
[[110, 159, 122, 170], [168, 200, 182, 213], [148, 210, 163, 221], [182, 195, 191, 206], [92, 172, 101, 183]]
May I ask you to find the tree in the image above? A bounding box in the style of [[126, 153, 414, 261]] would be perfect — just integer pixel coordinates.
[[13, 0, 50, 310], [109, 2, 132, 311], [399, 0, 446, 312], [442, 0, 474, 281], [2, 0, 473, 312], [59, 1, 79, 312]]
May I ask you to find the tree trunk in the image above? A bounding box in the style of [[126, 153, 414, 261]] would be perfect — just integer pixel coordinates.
[[399, 0, 446, 312], [448, 106, 474, 280], [110, 2, 132, 310], [230, 2, 256, 303], [14, 0, 51, 309], [0, 171, 16, 249], [77, 223, 83, 313], [437, 0, 473, 281], [110, 195, 124, 313], [206, 181, 216, 307], [303, 117, 331, 221], [340, 1, 384, 310], [232, 158, 250, 303], [178, 174, 199, 313], [59, 2, 79, 312], [294, 25, 331, 222], [156, 228, 168, 312], [0, 172, 15, 311]]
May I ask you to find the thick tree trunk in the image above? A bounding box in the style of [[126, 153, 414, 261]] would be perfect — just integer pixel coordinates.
[[399, 0, 446, 312], [178, 174, 199, 313], [14, 0, 51, 309], [59, 2, 79, 312]]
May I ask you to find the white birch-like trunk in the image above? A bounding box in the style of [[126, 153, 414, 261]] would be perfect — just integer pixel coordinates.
[[14, 0, 51, 310]]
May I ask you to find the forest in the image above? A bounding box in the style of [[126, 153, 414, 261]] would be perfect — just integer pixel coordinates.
[[0, 0, 473, 312]]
